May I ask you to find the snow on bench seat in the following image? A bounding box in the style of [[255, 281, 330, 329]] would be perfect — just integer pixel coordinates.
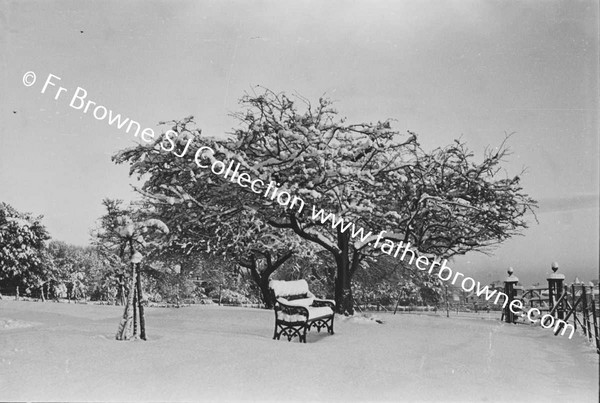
[[278, 306, 334, 323]]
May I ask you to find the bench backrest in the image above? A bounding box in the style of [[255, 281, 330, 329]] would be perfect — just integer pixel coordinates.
[[269, 279, 311, 300]]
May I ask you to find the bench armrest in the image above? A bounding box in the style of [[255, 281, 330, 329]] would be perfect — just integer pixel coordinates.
[[311, 298, 336, 309], [275, 298, 310, 320]]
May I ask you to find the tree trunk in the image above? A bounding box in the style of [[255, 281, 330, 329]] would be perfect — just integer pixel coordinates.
[[334, 232, 355, 315], [248, 263, 274, 309], [116, 264, 137, 340], [135, 264, 146, 340], [133, 283, 138, 337], [334, 273, 354, 315], [120, 283, 126, 306], [259, 278, 273, 309], [246, 251, 294, 309], [115, 273, 125, 306]]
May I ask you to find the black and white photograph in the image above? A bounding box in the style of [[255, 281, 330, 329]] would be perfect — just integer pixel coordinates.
[[1, 1, 599, 402]]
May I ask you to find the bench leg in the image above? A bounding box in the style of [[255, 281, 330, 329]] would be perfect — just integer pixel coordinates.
[[273, 317, 335, 342], [274, 321, 307, 342]]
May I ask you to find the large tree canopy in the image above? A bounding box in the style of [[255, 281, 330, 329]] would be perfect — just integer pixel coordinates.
[[114, 89, 537, 314]]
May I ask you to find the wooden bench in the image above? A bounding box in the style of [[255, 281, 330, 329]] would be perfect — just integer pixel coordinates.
[[269, 279, 335, 343]]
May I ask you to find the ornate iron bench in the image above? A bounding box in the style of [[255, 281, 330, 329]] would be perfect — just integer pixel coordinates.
[[269, 279, 335, 343]]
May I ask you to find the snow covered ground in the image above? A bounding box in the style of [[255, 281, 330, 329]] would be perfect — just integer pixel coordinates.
[[0, 300, 597, 402]]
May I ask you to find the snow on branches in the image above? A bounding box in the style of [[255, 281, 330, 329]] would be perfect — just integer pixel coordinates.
[[113, 88, 538, 314], [0, 202, 50, 286]]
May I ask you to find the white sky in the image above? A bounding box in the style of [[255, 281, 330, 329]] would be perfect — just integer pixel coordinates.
[[1, 0, 598, 285]]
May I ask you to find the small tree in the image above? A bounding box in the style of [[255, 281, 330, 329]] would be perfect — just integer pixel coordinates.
[[115, 215, 168, 340], [93, 199, 168, 340]]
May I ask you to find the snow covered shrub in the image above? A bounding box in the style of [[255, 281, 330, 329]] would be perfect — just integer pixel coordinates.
[[211, 288, 258, 305], [0, 202, 50, 292]]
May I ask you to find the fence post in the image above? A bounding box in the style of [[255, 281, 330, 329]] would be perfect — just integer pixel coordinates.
[[589, 287, 599, 353], [547, 262, 565, 320], [581, 285, 591, 339], [504, 267, 519, 323], [571, 283, 577, 333]]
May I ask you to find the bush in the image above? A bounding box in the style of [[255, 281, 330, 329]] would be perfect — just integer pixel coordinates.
[[211, 288, 259, 305]]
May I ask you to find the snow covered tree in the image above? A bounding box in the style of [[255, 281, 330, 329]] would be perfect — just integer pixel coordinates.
[[0, 202, 50, 297], [220, 89, 420, 313], [43, 242, 113, 303], [93, 199, 169, 340], [45, 241, 89, 302], [381, 136, 538, 257], [212, 208, 314, 307], [91, 199, 133, 305], [113, 89, 537, 315], [113, 118, 315, 308], [223, 89, 537, 314], [353, 255, 443, 309]]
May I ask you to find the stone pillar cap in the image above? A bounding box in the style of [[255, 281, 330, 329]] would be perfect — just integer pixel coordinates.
[[505, 267, 518, 283], [547, 262, 565, 280]]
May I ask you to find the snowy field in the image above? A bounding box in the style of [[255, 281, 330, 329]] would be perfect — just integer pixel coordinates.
[[0, 300, 597, 402]]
